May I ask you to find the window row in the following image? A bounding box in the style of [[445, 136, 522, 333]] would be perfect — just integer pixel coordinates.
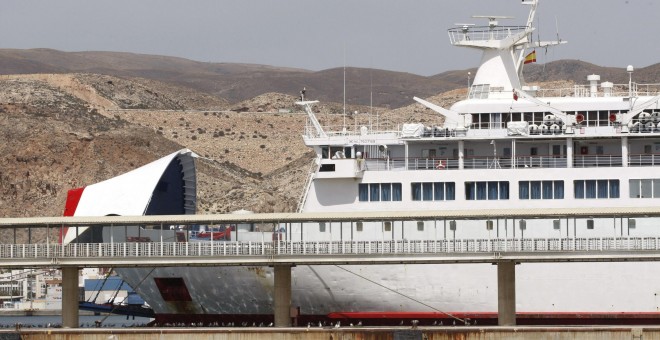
[[358, 183, 402, 202], [574, 180, 620, 199], [411, 182, 456, 201], [465, 181, 509, 200], [519, 181, 564, 200], [358, 179, 633, 202], [630, 179, 660, 198]]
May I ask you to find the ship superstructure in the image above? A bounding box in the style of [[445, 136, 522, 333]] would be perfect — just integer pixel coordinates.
[[63, 0, 660, 325]]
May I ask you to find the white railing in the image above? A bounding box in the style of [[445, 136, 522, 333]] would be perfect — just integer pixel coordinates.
[[533, 83, 660, 98], [359, 154, 660, 171], [3, 238, 660, 260], [447, 26, 528, 45]]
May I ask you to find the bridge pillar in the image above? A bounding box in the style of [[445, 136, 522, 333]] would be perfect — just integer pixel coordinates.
[[497, 261, 516, 326], [273, 265, 292, 327], [62, 266, 79, 328]]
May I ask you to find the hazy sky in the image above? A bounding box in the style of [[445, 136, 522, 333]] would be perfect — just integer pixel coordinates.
[[0, 0, 657, 76]]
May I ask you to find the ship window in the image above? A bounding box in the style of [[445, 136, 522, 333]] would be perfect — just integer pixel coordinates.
[[412, 182, 455, 201], [344, 147, 353, 158], [469, 84, 490, 99], [630, 179, 660, 198], [359, 184, 369, 201], [542, 181, 553, 199], [530, 181, 541, 199], [466, 181, 509, 200], [422, 183, 433, 201], [417, 221, 424, 231], [520, 181, 564, 199], [381, 183, 392, 201], [422, 149, 436, 158], [319, 164, 336, 172], [487, 181, 498, 200], [552, 145, 562, 156], [476, 182, 487, 200], [370, 184, 380, 201], [356, 222, 363, 232], [587, 220, 595, 229], [319, 222, 326, 233], [434, 182, 445, 200], [392, 183, 402, 201], [359, 183, 402, 202], [384, 221, 392, 232], [575, 180, 619, 199], [597, 180, 608, 198], [534, 112, 544, 125]]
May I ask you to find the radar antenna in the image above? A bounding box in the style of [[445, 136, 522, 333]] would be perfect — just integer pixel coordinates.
[[471, 15, 514, 29]]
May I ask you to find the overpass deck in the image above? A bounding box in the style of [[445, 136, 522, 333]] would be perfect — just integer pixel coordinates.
[[2, 237, 660, 268]]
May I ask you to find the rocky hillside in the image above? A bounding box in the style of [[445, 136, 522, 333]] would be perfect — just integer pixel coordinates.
[[0, 70, 578, 245], [0, 74, 315, 247]]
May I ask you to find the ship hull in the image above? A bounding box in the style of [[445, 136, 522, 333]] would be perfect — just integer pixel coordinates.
[[115, 261, 660, 325]]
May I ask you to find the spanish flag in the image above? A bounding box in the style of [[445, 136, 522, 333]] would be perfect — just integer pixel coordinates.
[[524, 50, 537, 64]]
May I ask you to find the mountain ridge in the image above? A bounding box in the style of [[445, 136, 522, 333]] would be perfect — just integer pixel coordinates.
[[1, 49, 656, 109]]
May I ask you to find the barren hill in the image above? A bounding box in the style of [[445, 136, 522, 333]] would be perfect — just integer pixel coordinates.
[[0, 70, 474, 228], [0, 74, 308, 229], [0, 49, 647, 109]]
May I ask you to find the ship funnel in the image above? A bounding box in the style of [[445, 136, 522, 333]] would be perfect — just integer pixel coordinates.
[[587, 75, 600, 97], [601, 82, 614, 97]]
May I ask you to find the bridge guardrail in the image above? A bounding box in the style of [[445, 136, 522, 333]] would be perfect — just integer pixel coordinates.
[[0, 237, 659, 260]]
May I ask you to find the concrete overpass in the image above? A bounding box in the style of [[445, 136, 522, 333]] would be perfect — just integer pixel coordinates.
[[3, 207, 660, 328]]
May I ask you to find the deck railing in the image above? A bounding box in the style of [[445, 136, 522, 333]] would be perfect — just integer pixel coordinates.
[[3, 237, 660, 260], [361, 154, 660, 171]]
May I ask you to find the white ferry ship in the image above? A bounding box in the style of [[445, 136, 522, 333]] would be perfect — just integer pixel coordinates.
[[63, 0, 660, 325]]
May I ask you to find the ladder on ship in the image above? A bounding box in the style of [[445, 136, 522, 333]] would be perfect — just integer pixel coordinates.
[[296, 157, 318, 213]]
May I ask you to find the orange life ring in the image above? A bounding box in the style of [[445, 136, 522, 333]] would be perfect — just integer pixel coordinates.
[[576, 113, 585, 124]]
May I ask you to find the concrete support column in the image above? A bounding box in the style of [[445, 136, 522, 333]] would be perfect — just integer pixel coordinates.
[[273, 265, 292, 327], [497, 261, 516, 326], [62, 266, 79, 328]]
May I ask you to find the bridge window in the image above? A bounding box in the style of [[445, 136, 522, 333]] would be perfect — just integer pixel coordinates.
[[574, 179, 619, 199], [519, 181, 564, 199], [465, 181, 509, 200], [629, 179, 660, 198], [359, 183, 402, 202], [412, 182, 456, 201]]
